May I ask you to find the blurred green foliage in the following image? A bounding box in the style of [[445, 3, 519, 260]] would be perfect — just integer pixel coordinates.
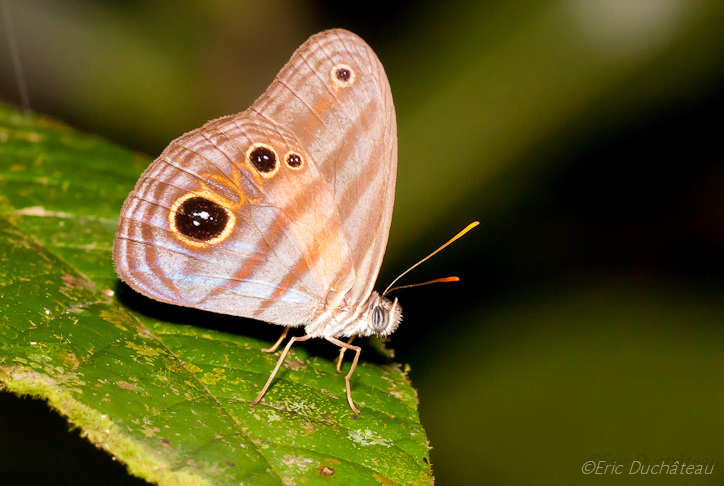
[[2, 0, 724, 484]]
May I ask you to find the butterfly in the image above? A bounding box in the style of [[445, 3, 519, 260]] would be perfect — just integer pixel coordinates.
[[114, 29, 401, 414]]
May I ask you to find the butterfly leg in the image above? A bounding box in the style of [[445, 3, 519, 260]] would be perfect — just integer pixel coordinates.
[[251, 333, 312, 407], [326, 336, 362, 414], [335, 334, 356, 373], [261, 327, 289, 353]]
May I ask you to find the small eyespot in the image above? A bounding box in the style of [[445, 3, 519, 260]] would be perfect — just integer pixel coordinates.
[[284, 151, 304, 170], [331, 63, 355, 87], [246, 143, 279, 177], [336, 67, 351, 81], [371, 305, 389, 332], [170, 194, 235, 247]]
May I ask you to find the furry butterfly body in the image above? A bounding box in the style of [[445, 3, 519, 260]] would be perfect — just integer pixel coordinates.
[[114, 29, 400, 413]]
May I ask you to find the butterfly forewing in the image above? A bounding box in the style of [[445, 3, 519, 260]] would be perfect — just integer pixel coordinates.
[[251, 29, 398, 309]]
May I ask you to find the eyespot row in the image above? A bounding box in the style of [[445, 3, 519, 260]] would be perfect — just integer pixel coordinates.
[[246, 143, 305, 178]]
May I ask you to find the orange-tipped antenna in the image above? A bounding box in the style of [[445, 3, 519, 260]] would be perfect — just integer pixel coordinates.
[[382, 221, 479, 297], [385, 276, 460, 295]]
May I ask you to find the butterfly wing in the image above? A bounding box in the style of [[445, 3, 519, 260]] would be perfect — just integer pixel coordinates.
[[114, 29, 396, 326], [250, 29, 397, 309], [114, 113, 355, 325]]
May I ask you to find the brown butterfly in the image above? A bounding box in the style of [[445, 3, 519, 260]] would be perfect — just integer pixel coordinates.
[[114, 28, 476, 414], [114, 29, 401, 414]]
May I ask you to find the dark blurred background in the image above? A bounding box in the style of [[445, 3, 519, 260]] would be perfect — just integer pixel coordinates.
[[2, 0, 724, 484]]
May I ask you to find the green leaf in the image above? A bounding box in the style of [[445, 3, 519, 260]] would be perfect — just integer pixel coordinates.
[[0, 104, 433, 486]]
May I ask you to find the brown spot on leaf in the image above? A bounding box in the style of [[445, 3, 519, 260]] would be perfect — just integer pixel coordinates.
[[318, 465, 335, 476], [284, 359, 306, 371], [301, 421, 315, 435], [115, 381, 135, 391], [61, 351, 80, 371], [142, 426, 160, 437], [62, 274, 82, 288]]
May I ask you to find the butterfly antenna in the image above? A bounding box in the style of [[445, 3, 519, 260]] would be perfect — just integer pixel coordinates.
[[382, 221, 479, 297]]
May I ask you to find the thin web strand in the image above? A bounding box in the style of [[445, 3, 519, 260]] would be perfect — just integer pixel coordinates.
[[2, 0, 31, 115]]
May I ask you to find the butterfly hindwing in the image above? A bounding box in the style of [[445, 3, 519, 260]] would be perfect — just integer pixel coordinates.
[[114, 113, 354, 325]]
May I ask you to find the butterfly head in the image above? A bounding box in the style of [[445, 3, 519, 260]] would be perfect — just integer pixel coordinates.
[[366, 293, 402, 337]]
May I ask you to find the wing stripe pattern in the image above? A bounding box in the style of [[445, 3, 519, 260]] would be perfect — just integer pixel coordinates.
[[252, 30, 397, 308], [115, 112, 356, 323]]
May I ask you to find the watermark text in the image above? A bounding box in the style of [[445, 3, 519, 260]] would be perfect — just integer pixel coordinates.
[[582, 454, 717, 475]]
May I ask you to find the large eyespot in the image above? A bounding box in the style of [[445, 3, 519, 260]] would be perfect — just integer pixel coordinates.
[[371, 305, 389, 332], [284, 151, 304, 170], [169, 194, 235, 247], [331, 63, 355, 87], [246, 143, 279, 178]]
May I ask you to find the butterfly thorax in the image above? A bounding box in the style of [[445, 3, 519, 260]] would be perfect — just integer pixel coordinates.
[[304, 291, 402, 339]]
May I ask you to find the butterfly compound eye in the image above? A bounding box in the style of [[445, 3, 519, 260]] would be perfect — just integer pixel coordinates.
[[371, 305, 389, 332], [331, 63, 355, 87], [247, 143, 279, 177], [171, 195, 235, 246]]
